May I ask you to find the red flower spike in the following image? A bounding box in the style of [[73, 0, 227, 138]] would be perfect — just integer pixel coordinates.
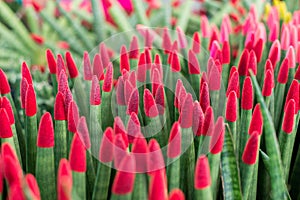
[[8, 182, 25, 200], [25, 84, 37, 117], [282, 99, 296, 133], [284, 80, 299, 112], [174, 80, 183, 108], [253, 38, 264, 62], [127, 112, 141, 143], [151, 68, 162, 96], [171, 51, 181, 72], [154, 54, 163, 79], [208, 61, 221, 91], [92, 54, 104, 81], [0, 109, 13, 138], [269, 22, 279, 42], [241, 77, 253, 110], [180, 94, 193, 128], [65, 52, 79, 79], [242, 131, 260, 165], [57, 159, 72, 200], [177, 27, 187, 49], [58, 71, 68, 95], [265, 59, 273, 73], [178, 85, 187, 110], [137, 53, 147, 82], [124, 80, 134, 105], [226, 71, 240, 98], [112, 155, 136, 194], [100, 43, 110, 68], [127, 88, 139, 115], [194, 155, 211, 189], [54, 92, 66, 120], [99, 127, 114, 163], [129, 71, 137, 88], [188, 50, 201, 74], [1, 97, 14, 124], [201, 15, 210, 38], [169, 189, 185, 200], [46, 49, 57, 74], [287, 46, 296, 68], [192, 32, 201, 54], [69, 134, 86, 172], [145, 48, 152, 69], [222, 40, 230, 64], [262, 70, 274, 97], [281, 25, 290, 50], [103, 63, 114, 92], [199, 82, 210, 112], [120, 45, 130, 72], [77, 117, 91, 149], [226, 91, 237, 122], [21, 62, 33, 85], [37, 112, 54, 148], [238, 49, 249, 76], [208, 26, 219, 50], [144, 89, 159, 118], [20, 78, 28, 109], [114, 134, 128, 169], [295, 65, 300, 80], [129, 36, 139, 59], [277, 58, 290, 84], [148, 139, 165, 173], [83, 51, 93, 81], [56, 54, 66, 79], [202, 106, 214, 136], [192, 101, 204, 136], [297, 43, 300, 64], [155, 85, 165, 115], [25, 174, 41, 200], [248, 104, 263, 135], [247, 50, 257, 76], [114, 117, 129, 147], [2, 150, 22, 186], [167, 121, 181, 158], [132, 135, 149, 172], [268, 40, 280, 67], [210, 117, 225, 154], [90, 76, 101, 106], [116, 77, 126, 106], [229, 66, 237, 80], [149, 170, 168, 200], [162, 27, 172, 53], [0, 69, 11, 95]]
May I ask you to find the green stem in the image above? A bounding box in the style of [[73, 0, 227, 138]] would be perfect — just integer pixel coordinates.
[[132, 173, 148, 200], [208, 153, 221, 200], [72, 172, 86, 200], [92, 162, 112, 200], [25, 115, 37, 175], [238, 109, 252, 166], [54, 120, 67, 173], [90, 105, 102, 160], [167, 157, 180, 191], [194, 187, 213, 200]]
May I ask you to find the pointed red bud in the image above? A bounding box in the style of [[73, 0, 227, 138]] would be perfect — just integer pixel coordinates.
[[162, 27, 172, 53], [277, 58, 290, 84], [65, 52, 78, 79], [114, 117, 129, 147], [210, 117, 225, 154], [295, 64, 300, 80], [268, 40, 280, 67], [114, 133, 128, 169], [92, 54, 104, 81], [137, 53, 147, 82], [208, 26, 219, 50], [192, 101, 204, 136], [262, 70, 274, 97], [0, 109, 13, 138], [99, 127, 114, 163], [112, 155, 136, 194], [171, 51, 181, 72], [58, 71, 68, 95], [282, 99, 296, 133], [1, 97, 14, 124], [83, 51, 92, 81], [25, 174, 41, 200], [287, 46, 296, 68], [281, 25, 290, 50], [284, 80, 299, 112], [103, 63, 113, 92], [120, 45, 130, 72], [127, 88, 139, 115], [222, 40, 230, 64], [57, 159, 72, 200], [194, 155, 211, 189], [208, 60, 221, 90], [127, 112, 141, 143], [202, 106, 214, 136], [144, 89, 159, 117], [180, 94, 193, 128], [148, 139, 165, 172], [151, 68, 162, 96], [248, 104, 263, 135], [46, 49, 57, 74], [77, 117, 91, 149], [226, 71, 240, 98], [238, 49, 249, 76], [54, 92, 66, 120], [201, 16, 210, 38], [37, 112, 54, 148], [192, 32, 201, 54], [124, 80, 134, 105], [0, 69, 11, 95], [69, 134, 86, 172], [149, 170, 168, 200], [90, 76, 101, 105], [253, 38, 264, 62], [241, 77, 253, 110], [167, 121, 181, 158], [199, 82, 210, 112], [129, 36, 139, 59], [226, 91, 237, 122], [21, 62, 33, 85], [269, 22, 279, 42], [100, 43, 110, 68], [188, 50, 200, 74], [242, 131, 260, 165], [177, 27, 187, 49], [155, 85, 165, 115], [25, 84, 37, 117], [247, 50, 257, 75], [169, 189, 185, 200], [116, 77, 126, 106], [20, 78, 28, 109], [68, 101, 79, 133], [56, 54, 66, 79], [132, 135, 149, 172], [174, 79, 183, 108]]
